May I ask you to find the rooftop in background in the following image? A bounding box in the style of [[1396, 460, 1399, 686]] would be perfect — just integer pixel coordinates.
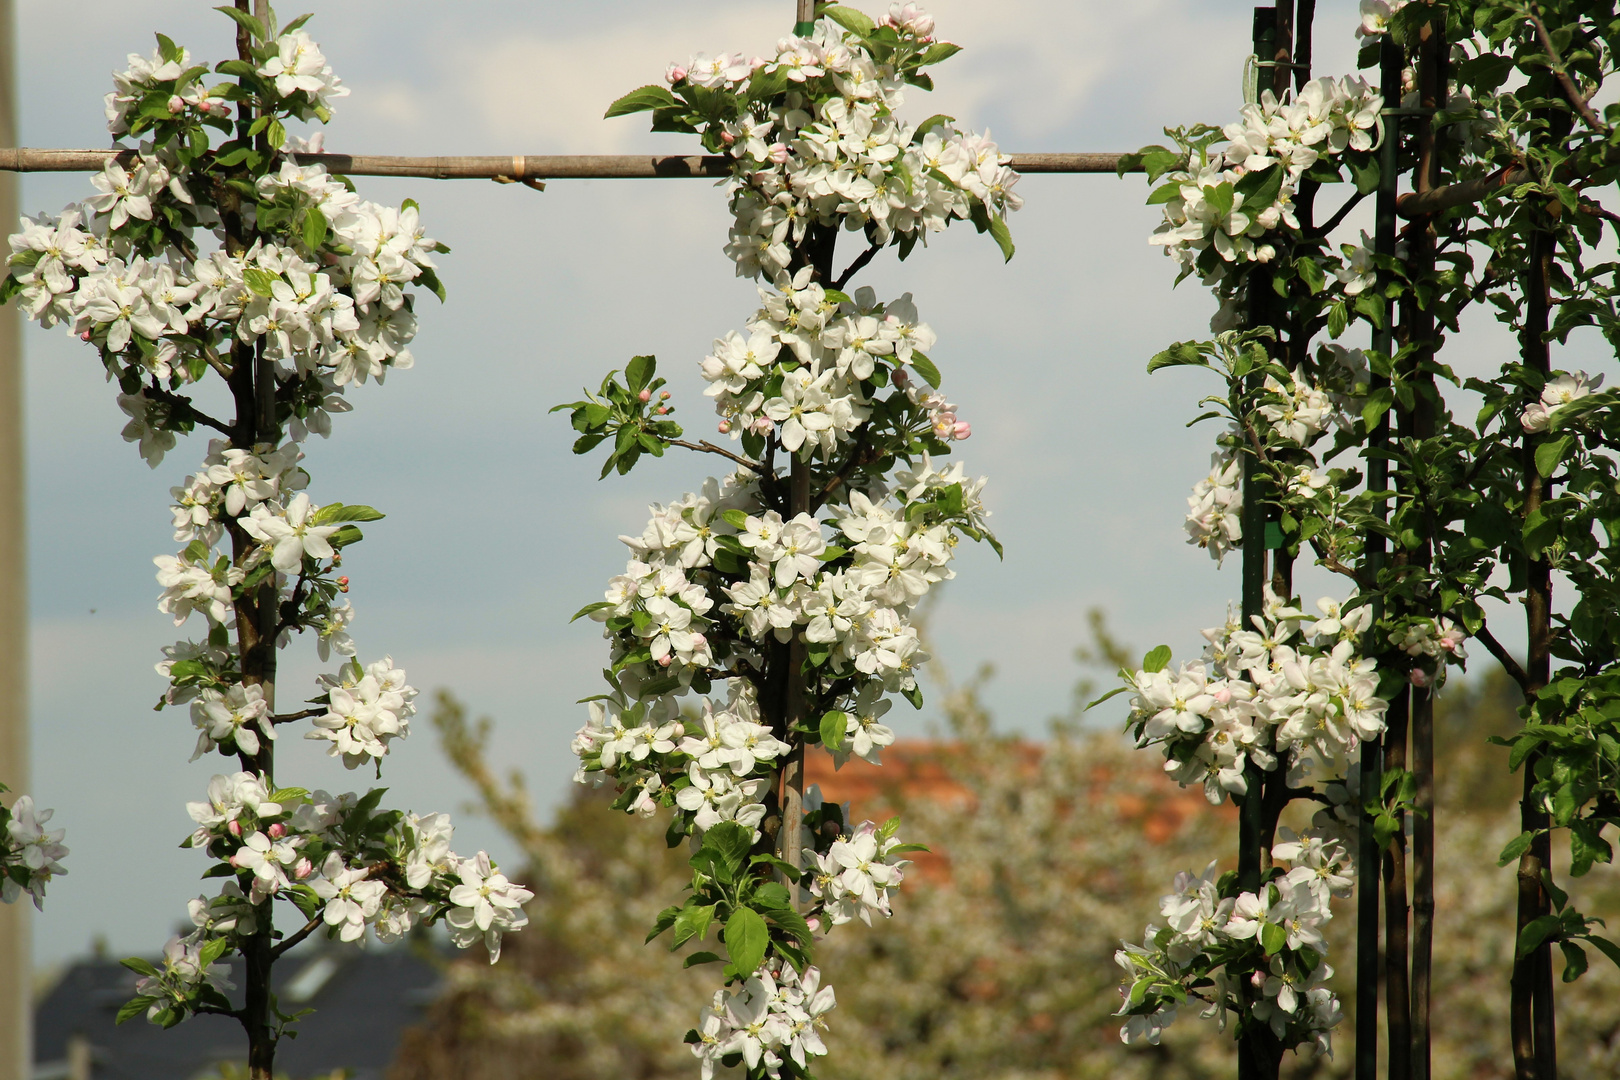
[[33, 943, 441, 1080]]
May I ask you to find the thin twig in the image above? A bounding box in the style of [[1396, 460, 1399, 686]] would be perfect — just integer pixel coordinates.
[[667, 438, 760, 472], [271, 708, 325, 726], [200, 340, 234, 380], [1475, 622, 1530, 690], [1308, 188, 1369, 239], [145, 383, 235, 437], [831, 241, 883, 290], [1526, 7, 1609, 133], [269, 912, 326, 960]]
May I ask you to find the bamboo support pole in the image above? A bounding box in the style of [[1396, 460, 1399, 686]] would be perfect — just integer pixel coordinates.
[[0, 148, 1138, 178], [1356, 33, 1403, 1080], [0, 0, 26, 1077]]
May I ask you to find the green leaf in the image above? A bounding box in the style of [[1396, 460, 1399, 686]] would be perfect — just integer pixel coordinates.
[[695, 821, 752, 883], [1260, 922, 1288, 956], [1141, 645, 1172, 674], [311, 503, 385, 525], [723, 906, 769, 977], [199, 937, 233, 966], [570, 601, 612, 622], [1327, 300, 1348, 339], [1535, 435, 1573, 478], [1584, 933, 1620, 971], [215, 5, 266, 42], [671, 903, 717, 949], [915, 41, 963, 66], [986, 211, 1015, 262], [115, 996, 153, 1025], [1294, 256, 1326, 295], [155, 33, 183, 64], [1233, 164, 1285, 214], [909, 352, 942, 388], [327, 525, 364, 549], [1348, 155, 1381, 195], [1498, 831, 1535, 867], [242, 267, 280, 298], [820, 710, 849, 751], [302, 208, 328, 251], [1362, 386, 1395, 429], [604, 84, 679, 119], [914, 113, 954, 137], [1560, 940, 1589, 982], [683, 951, 724, 969], [1147, 341, 1209, 374], [821, 5, 876, 35], [120, 957, 161, 978], [266, 118, 286, 151], [646, 904, 681, 943], [1518, 914, 1563, 957], [625, 355, 655, 395], [1085, 685, 1130, 711]]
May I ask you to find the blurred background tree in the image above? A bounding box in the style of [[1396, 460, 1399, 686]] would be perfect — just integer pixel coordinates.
[[389, 614, 1620, 1080]]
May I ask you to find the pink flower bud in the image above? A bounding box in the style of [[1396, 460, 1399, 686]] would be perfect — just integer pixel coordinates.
[[1409, 668, 1431, 688], [769, 143, 790, 165], [638, 389, 652, 402], [659, 390, 671, 400], [718, 420, 732, 434], [167, 95, 185, 114], [666, 64, 688, 84], [690, 633, 707, 647], [952, 421, 972, 440], [1251, 971, 1267, 989], [658, 655, 673, 667], [294, 857, 313, 879], [267, 822, 286, 839], [1213, 686, 1232, 705], [806, 915, 822, 933], [656, 405, 669, 415], [752, 417, 775, 435], [229, 852, 244, 868], [79, 331, 92, 342], [721, 131, 736, 145], [891, 368, 909, 386], [227, 819, 242, 837]]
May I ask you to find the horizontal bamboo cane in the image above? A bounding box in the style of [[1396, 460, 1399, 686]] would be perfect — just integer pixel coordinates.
[[0, 147, 1137, 179]]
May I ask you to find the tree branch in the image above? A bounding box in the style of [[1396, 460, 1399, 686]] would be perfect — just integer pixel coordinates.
[[271, 708, 325, 726], [831, 240, 883, 290], [1307, 188, 1368, 239], [145, 382, 236, 438], [1527, 7, 1609, 133], [1475, 622, 1530, 690], [666, 438, 759, 472], [270, 911, 326, 960]]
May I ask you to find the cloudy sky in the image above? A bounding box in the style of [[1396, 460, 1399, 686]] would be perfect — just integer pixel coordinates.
[[15, 0, 1575, 968]]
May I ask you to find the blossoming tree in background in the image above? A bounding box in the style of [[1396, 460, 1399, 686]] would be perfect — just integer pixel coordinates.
[[1, 783, 67, 909], [1110, 3, 1620, 1080], [3, 6, 529, 1078], [557, 4, 1020, 1077]]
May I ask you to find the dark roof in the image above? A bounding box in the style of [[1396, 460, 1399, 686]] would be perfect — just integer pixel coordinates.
[[34, 943, 443, 1080]]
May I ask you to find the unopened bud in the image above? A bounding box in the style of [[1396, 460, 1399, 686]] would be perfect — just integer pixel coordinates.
[[891, 368, 909, 386], [658, 655, 673, 667], [656, 405, 669, 415], [638, 389, 652, 402], [227, 819, 242, 837], [717, 420, 732, 434], [1409, 668, 1431, 688], [267, 822, 286, 839], [294, 857, 313, 880], [690, 633, 707, 647], [666, 64, 688, 85], [337, 575, 350, 593], [769, 143, 790, 165], [952, 421, 972, 440], [229, 852, 245, 868], [168, 95, 185, 114], [721, 130, 736, 144], [805, 915, 822, 933], [79, 331, 92, 342], [1251, 971, 1267, 989], [659, 390, 671, 400]]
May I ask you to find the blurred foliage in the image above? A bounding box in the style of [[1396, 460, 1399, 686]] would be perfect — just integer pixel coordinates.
[[390, 616, 1620, 1080]]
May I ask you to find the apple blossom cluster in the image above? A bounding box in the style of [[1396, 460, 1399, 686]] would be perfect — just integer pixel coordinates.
[[1147, 77, 1381, 277], [1520, 370, 1603, 433], [1124, 591, 1390, 807], [1, 789, 69, 910], [566, 10, 1012, 1076], [1113, 822, 1353, 1055], [613, 4, 1021, 278], [691, 959, 838, 1080], [1, 9, 529, 1048], [1356, 0, 1411, 39]]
